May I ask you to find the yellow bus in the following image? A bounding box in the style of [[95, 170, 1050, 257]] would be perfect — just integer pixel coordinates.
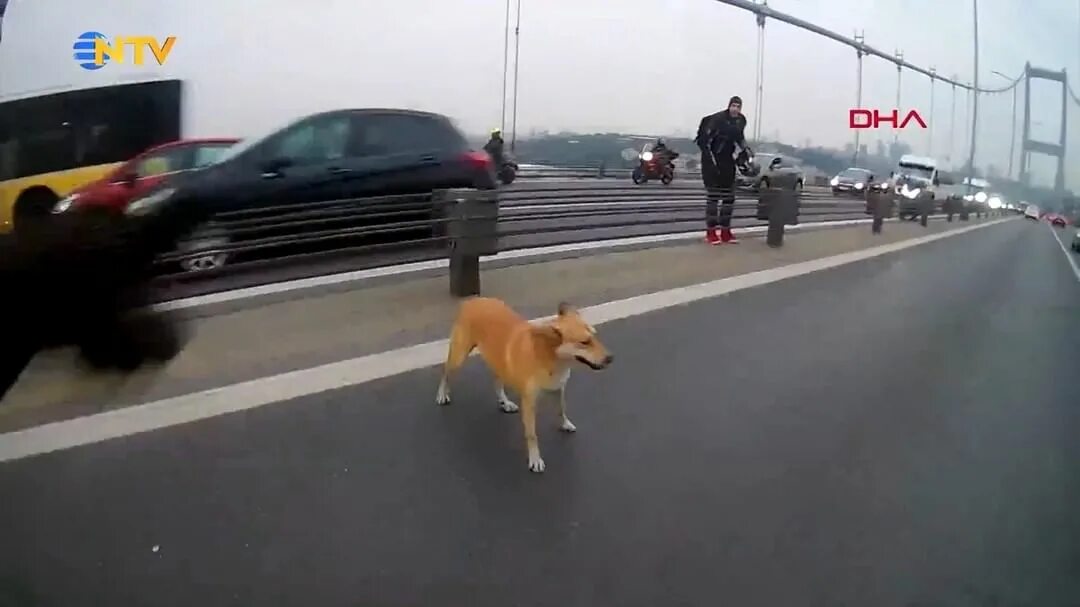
[[0, 79, 183, 234]]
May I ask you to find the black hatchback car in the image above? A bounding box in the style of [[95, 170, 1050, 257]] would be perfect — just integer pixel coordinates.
[[124, 108, 498, 272]]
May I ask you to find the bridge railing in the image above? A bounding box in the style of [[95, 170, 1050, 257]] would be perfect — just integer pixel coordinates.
[[147, 182, 1010, 301], [514, 164, 833, 188]]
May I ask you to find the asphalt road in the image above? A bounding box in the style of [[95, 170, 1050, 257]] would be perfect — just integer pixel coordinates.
[[153, 180, 852, 301], [3, 219, 1077, 606]]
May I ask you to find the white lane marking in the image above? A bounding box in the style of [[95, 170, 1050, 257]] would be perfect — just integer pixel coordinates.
[[153, 217, 880, 312], [0, 218, 1010, 463], [1047, 223, 1080, 284]]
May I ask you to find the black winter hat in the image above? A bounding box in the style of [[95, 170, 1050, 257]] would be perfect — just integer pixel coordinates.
[[729, 96, 743, 107]]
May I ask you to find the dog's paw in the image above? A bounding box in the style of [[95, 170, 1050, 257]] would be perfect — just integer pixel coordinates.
[[527, 453, 546, 473], [560, 418, 577, 433], [435, 385, 451, 406], [498, 398, 519, 413]]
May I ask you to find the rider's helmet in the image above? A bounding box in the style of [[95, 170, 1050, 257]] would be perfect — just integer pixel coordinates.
[[656, 137, 666, 147], [490, 128, 502, 137]]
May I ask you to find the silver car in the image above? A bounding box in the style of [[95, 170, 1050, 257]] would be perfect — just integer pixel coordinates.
[[737, 153, 805, 192]]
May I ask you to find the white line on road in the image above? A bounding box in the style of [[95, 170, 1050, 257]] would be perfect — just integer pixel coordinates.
[[0, 218, 1011, 463], [154, 217, 890, 312], [1047, 223, 1080, 284]]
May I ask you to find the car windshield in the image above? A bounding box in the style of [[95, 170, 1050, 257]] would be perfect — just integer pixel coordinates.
[[192, 143, 238, 168], [840, 168, 870, 179], [897, 164, 934, 182]]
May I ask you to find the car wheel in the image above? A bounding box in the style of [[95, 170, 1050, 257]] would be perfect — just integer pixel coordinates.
[[13, 187, 60, 235], [177, 222, 231, 273]]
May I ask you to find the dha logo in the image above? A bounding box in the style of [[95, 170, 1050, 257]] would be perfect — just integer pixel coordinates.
[[73, 31, 176, 71]]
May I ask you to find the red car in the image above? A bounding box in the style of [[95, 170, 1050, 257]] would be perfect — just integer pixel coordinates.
[[52, 138, 240, 215], [1047, 213, 1068, 228]]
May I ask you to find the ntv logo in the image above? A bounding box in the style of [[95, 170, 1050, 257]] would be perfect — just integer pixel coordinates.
[[73, 31, 176, 71]]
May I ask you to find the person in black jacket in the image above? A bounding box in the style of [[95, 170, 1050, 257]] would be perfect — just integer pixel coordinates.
[[695, 96, 752, 244]]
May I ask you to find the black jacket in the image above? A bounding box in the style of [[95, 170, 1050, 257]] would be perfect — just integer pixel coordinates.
[[483, 136, 505, 163], [695, 110, 748, 165]]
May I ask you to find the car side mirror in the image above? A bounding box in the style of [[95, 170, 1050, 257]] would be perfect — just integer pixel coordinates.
[[933, 177, 941, 186]]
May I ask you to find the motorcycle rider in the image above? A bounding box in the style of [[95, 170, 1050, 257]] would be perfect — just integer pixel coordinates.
[[652, 138, 670, 160], [651, 138, 677, 170], [484, 128, 506, 167], [695, 96, 751, 245]]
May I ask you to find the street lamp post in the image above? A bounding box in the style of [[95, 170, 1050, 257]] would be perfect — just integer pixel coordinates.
[[963, 84, 971, 169], [894, 49, 903, 146], [928, 67, 936, 156], [853, 30, 865, 165], [966, 0, 980, 190], [509, 0, 522, 152], [500, 0, 511, 134], [753, 4, 767, 142], [949, 79, 957, 166]]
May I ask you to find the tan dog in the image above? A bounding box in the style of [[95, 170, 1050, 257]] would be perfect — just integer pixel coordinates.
[[435, 297, 613, 473]]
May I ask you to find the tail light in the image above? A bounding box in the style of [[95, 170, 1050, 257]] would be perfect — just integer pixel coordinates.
[[462, 151, 493, 172]]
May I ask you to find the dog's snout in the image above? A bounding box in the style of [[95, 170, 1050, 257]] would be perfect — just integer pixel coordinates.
[[603, 354, 614, 365]]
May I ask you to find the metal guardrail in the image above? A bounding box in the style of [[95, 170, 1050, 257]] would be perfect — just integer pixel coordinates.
[[514, 165, 833, 188], [148, 183, 1010, 298]]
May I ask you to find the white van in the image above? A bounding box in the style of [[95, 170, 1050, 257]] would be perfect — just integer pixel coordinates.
[[1024, 204, 1041, 220], [893, 155, 940, 219]]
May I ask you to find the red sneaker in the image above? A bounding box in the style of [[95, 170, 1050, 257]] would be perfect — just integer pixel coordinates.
[[720, 228, 739, 244], [705, 228, 721, 245]]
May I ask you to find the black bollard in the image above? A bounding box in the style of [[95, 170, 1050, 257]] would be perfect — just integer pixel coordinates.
[[442, 189, 500, 298], [869, 189, 892, 234]]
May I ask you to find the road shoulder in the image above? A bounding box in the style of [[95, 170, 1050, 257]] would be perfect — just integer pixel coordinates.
[[1, 217, 1007, 433]]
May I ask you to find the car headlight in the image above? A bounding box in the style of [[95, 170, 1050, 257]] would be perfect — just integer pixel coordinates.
[[52, 193, 80, 214], [830, 176, 840, 187], [125, 188, 176, 216], [988, 197, 1002, 209], [641, 152, 654, 162], [974, 191, 988, 203], [901, 187, 921, 199], [855, 182, 865, 190]]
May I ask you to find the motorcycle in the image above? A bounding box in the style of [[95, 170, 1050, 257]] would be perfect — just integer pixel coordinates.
[[631, 145, 677, 185], [497, 157, 518, 185]]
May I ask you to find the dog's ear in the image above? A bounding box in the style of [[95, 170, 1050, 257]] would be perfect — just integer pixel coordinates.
[[533, 323, 563, 345], [557, 302, 575, 317]]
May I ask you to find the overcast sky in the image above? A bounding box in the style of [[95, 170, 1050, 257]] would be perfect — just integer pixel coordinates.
[[1, 0, 1077, 188]]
